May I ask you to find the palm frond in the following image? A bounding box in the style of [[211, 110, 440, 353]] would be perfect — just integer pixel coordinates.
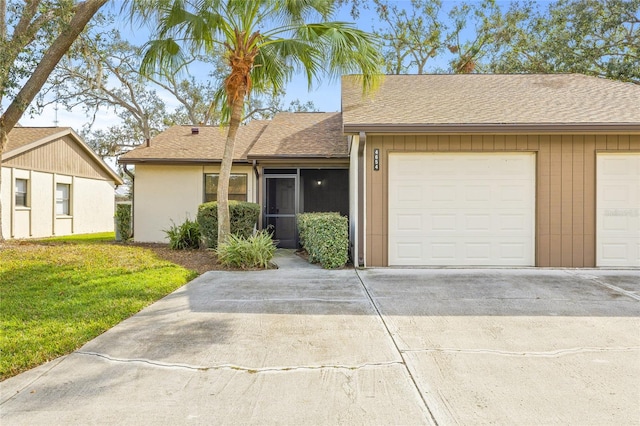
[[140, 38, 188, 77]]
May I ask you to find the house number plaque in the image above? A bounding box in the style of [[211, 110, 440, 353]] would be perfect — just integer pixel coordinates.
[[373, 148, 380, 171]]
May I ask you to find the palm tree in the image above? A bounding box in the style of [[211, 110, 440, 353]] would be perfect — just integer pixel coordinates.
[[131, 0, 382, 246]]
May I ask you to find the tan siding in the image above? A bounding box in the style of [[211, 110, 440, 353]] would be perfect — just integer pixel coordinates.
[[537, 135, 551, 266], [482, 135, 494, 150], [505, 136, 517, 150], [460, 135, 472, 150], [449, 135, 461, 151], [439, 135, 450, 151], [583, 135, 596, 266], [618, 135, 630, 150], [365, 132, 639, 267], [572, 138, 585, 266], [517, 135, 528, 150], [405, 135, 416, 151], [561, 135, 573, 266], [548, 135, 563, 266], [471, 135, 483, 150], [4, 136, 112, 180]]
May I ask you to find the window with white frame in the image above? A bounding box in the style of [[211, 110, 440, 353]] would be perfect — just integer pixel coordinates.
[[204, 174, 247, 202], [56, 183, 71, 215], [15, 179, 28, 207]]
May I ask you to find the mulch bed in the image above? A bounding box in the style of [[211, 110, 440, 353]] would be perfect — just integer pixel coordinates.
[[128, 243, 225, 275]]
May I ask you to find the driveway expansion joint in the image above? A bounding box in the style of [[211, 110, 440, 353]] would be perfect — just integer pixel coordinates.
[[400, 346, 640, 358], [76, 351, 404, 374], [355, 269, 440, 426], [563, 270, 640, 301]]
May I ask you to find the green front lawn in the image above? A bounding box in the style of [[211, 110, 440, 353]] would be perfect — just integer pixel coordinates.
[[0, 235, 198, 380]]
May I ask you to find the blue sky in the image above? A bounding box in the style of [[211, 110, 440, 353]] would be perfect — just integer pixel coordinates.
[[15, 0, 511, 129]]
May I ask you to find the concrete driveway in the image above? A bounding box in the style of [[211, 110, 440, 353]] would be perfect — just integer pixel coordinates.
[[2, 252, 639, 425]]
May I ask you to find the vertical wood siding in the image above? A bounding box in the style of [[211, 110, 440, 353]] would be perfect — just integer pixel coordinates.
[[3, 136, 112, 180], [365, 133, 640, 267]]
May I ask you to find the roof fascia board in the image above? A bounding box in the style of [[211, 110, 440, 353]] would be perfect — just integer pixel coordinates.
[[343, 123, 640, 134], [246, 155, 349, 160], [118, 158, 252, 165]]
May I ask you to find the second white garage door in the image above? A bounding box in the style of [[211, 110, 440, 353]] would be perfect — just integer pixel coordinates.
[[596, 153, 640, 267], [388, 152, 536, 266]]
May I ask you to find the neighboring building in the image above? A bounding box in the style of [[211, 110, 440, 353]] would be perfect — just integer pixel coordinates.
[[1, 127, 123, 239], [121, 74, 640, 268]]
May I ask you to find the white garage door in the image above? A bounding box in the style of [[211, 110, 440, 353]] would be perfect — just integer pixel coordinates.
[[597, 153, 640, 267], [389, 152, 536, 266]]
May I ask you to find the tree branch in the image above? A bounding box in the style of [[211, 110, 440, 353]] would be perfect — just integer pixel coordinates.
[[2, 0, 108, 134]]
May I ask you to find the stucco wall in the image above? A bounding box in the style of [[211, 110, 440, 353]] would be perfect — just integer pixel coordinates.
[[132, 164, 255, 242], [73, 177, 117, 234], [1, 166, 116, 239], [1, 167, 10, 238], [29, 170, 53, 237]]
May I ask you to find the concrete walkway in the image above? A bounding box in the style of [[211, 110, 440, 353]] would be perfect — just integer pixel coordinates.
[[1, 251, 431, 425], [2, 252, 639, 425]]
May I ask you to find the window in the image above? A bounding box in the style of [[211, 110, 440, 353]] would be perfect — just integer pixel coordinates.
[[15, 179, 28, 207], [204, 174, 247, 202], [56, 183, 70, 215]]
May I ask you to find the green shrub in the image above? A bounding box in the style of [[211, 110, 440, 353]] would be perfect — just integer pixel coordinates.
[[197, 201, 260, 248], [163, 218, 201, 250], [115, 203, 132, 241], [216, 230, 276, 269], [297, 212, 348, 269]]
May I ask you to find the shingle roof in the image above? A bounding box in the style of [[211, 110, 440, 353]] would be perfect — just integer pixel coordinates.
[[342, 74, 640, 132], [247, 112, 346, 158], [5, 127, 71, 152], [3, 127, 123, 184], [119, 121, 269, 163]]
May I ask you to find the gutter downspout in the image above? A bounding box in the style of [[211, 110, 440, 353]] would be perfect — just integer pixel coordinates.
[[358, 132, 366, 267]]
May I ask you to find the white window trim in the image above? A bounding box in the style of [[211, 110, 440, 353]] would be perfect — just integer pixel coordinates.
[[56, 182, 72, 216], [15, 178, 29, 208]]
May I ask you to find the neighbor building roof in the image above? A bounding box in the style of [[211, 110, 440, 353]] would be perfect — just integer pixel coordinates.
[[5, 127, 72, 152], [3, 127, 123, 184], [119, 121, 269, 164], [342, 74, 640, 133], [247, 112, 347, 158]]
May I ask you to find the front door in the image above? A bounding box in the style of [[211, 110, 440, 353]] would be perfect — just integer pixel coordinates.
[[264, 176, 297, 248]]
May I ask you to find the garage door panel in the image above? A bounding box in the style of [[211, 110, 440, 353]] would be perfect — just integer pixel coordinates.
[[389, 153, 535, 266], [390, 209, 532, 237], [391, 182, 533, 209], [389, 237, 532, 266], [393, 158, 425, 176], [597, 153, 640, 267]]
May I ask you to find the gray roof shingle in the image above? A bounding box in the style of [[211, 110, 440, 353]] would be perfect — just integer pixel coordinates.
[[5, 127, 72, 152], [121, 113, 346, 163], [119, 121, 269, 163], [342, 74, 640, 131], [247, 112, 346, 158]]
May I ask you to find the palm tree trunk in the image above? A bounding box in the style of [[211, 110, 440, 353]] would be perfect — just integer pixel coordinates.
[[217, 87, 246, 247]]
